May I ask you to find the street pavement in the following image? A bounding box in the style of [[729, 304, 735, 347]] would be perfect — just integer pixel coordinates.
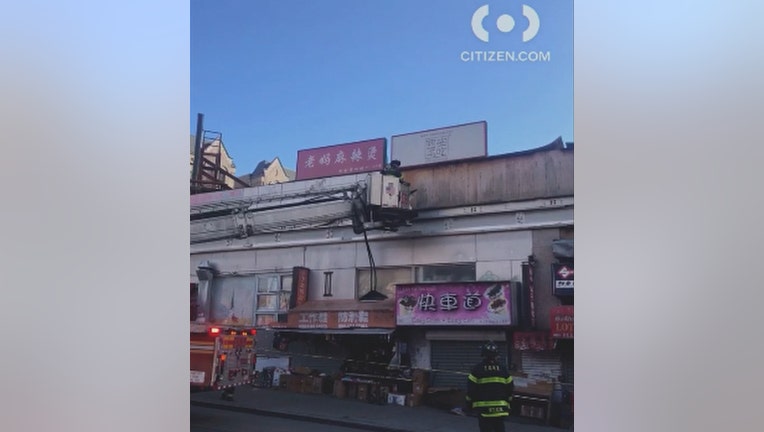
[[192, 404, 371, 432], [190, 385, 567, 432]]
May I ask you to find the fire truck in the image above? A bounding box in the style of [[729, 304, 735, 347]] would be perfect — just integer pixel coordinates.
[[190, 275, 257, 399], [189, 161, 417, 399]]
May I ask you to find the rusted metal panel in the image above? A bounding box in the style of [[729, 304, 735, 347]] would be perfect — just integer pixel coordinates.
[[402, 148, 573, 210]]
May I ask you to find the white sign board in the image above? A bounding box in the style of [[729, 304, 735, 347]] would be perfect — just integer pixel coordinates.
[[391, 121, 487, 167], [255, 356, 291, 372], [190, 370, 206, 384]]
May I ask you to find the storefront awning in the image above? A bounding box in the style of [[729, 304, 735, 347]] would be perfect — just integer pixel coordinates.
[[277, 328, 395, 335], [290, 298, 395, 312]]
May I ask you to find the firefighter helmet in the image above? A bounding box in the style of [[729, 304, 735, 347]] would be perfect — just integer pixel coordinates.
[[481, 341, 499, 358]]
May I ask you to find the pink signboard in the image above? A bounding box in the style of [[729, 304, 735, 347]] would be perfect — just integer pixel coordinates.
[[295, 138, 386, 181], [395, 282, 513, 326]]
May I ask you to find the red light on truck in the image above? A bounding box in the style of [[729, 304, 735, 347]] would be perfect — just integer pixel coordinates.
[[209, 327, 220, 335]]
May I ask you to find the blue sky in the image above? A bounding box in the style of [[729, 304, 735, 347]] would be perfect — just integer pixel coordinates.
[[191, 0, 573, 174]]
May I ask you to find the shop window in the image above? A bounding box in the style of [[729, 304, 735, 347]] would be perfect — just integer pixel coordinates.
[[323, 271, 334, 297], [356, 267, 413, 299], [254, 273, 292, 326], [279, 274, 293, 309], [256, 314, 277, 327], [416, 263, 476, 283]]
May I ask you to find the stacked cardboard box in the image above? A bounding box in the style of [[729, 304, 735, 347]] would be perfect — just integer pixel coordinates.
[[310, 376, 324, 394], [406, 369, 430, 407], [333, 379, 346, 399], [281, 369, 323, 394], [406, 394, 422, 407], [357, 384, 368, 401], [346, 382, 358, 399], [411, 369, 429, 385], [285, 374, 304, 393], [292, 366, 312, 375], [300, 376, 314, 393], [272, 368, 288, 388]]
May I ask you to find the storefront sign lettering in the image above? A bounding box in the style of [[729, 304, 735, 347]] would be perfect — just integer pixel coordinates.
[[408, 291, 487, 313], [552, 264, 574, 296], [296, 138, 386, 180], [395, 282, 513, 326], [418, 293, 437, 311], [298, 312, 328, 329], [337, 311, 369, 328], [513, 331, 555, 351], [290, 267, 310, 309], [550, 306, 574, 339], [286, 307, 395, 329]]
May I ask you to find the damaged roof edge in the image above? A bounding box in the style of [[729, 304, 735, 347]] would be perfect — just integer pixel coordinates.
[[399, 136, 572, 172]]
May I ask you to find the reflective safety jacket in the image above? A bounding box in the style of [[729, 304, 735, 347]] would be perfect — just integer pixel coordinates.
[[466, 360, 514, 418]]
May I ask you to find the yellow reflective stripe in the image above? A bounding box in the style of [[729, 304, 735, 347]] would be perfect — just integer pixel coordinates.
[[468, 374, 478, 383], [470, 376, 513, 385], [481, 412, 509, 417], [472, 400, 510, 408]]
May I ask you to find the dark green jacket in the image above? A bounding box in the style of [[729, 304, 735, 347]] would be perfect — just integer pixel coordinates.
[[466, 360, 514, 417]]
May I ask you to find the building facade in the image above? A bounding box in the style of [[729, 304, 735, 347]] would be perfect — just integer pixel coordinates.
[[190, 140, 573, 419]]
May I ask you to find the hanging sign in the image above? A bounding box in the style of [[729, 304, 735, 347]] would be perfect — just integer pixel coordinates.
[[550, 306, 574, 339], [552, 263, 574, 296]]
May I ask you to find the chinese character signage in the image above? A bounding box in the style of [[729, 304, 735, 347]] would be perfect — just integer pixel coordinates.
[[552, 263, 574, 296], [550, 306, 573, 339], [297, 312, 329, 328], [390, 121, 487, 168], [395, 282, 513, 326], [289, 267, 309, 309], [337, 311, 369, 328], [287, 309, 392, 329], [295, 138, 387, 181], [283, 300, 396, 329], [513, 331, 555, 351]]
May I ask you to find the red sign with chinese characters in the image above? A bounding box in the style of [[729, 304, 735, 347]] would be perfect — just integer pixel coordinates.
[[513, 331, 555, 351], [283, 310, 395, 329], [295, 138, 386, 181], [550, 306, 574, 339], [289, 267, 309, 309]]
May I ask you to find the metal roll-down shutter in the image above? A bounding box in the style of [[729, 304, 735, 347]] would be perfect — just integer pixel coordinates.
[[519, 351, 562, 382], [430, 340, 509, 390]]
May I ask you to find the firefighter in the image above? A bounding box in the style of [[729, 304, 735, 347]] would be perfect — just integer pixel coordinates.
[[465, 342, 514, 432]]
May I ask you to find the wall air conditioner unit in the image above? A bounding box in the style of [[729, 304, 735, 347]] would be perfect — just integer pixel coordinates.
[[368, 172, 404, 208]]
